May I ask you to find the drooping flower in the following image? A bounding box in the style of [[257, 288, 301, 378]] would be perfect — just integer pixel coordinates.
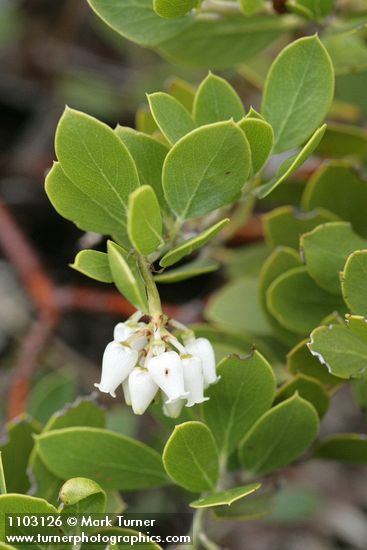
[[114, 321, 148, 351], [181, 355, 209, 407], [122, 378, 131, 406], [162, 392, 185, 418], [128, 367, 159, 415], [184, 337, 219, 387], [147, 350, 188, 404], [94, 341, 138, 397]]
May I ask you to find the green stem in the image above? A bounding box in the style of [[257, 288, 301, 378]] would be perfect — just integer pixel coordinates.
[[0, 452, 7, 495], [137, 255, 162, 321]]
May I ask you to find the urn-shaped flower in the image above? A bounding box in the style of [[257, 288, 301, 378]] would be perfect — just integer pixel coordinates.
[[94, 341, 138, 397], [147, 351, 188, 404]]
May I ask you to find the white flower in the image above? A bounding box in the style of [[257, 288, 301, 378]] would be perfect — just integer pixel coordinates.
[[113, 321, 147, 351], [147, 350, 188, 404], [128, 367, 159, 415], [182, 355, 209, 407], [185, 337, 219, 387], [162, 392, 184, 418], [94, 341, 138, 397], [122, 378, 131, 406]]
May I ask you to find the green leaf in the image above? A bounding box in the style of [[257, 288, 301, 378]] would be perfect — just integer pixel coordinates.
[[315, 123, 367, 159], [274, 374, 330, 418], [135, 107, 159, 135], [214, 491, 273, 520], [287, 339, 342, 388], [239, 395, 319, 475], [0, 416, 40, 494], [36, 427, 168, 490], [267, 266, 346, 335], [301, 162, 367, 238], [301, 222, 367, 295], [154, 259, 219, 283], [259, 246, 302, 347], [205, 277, 270, 336], [59, 477, 106, 514], [45, 163, 128, 245], [162, 421, 218, 492], [70, 250, 112, 283], [115, 126, 169, 210], [256, 125, 327, 198], [128, 185, 163, 256], [167, 77, 196, 111], [159, 15, 293, 69], [28, 370, 77, 425], [0, 495, 58, 543], [262, 36, 334, 153], [309, 316, 367, 379], [55, 108, 140, 241], [190, 483, 261, 508], [238, 117, 274, 174], [87, 0, 191, 47], [193, 73, 245, 125], [291, 0, 335, 19], [315, 434, 367, 463], [153, 0, 198, 19], [342, 250, 367, 316], [107, 241, 148, 311], [219, 242, 269, 280], [160, 218, 229, 267], [240, 0, 265, 16], [263, 206, 339, 250], [29, 399, 106, 505], [163, 121, 251, 221], [147, 92, 196, 145], [202, 353, 276, 454]]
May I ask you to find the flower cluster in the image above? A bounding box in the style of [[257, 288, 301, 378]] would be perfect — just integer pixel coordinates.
[[94, 312, 219, 417]]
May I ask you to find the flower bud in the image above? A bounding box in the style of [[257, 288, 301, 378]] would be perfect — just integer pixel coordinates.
[[147, 351, 188, 404], [162, 393, 184, 418], [94, 341, 138, 397], [128, 367, 159, 415], [185, 337, 219, 387], [181, 355, 209, 407], [113, 321, 147, 351]]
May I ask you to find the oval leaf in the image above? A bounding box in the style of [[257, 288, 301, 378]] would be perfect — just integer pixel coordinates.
[[190, 483, 261, 509], [315, 434, 367, 463], [107, 241, 148, 311], [0, 494, 57, 541], [256, 125, 326, 198], [240, 395, 319, 475], [274, 374, 330, 418], [154, 259, 219, 283], [301, 162, 367, 238], [71, 250, 112, 283], [342, 250, 367, 316], [115, 126, 169, 210], [301, 222, 367, 296], [163, 122, 251, 221], [202, 353, 276, 454], [287, 339, 342, 388], [36, 427, 168, 490], [262, 35, 334, 153], [160, 218, 229, 267], [267, 266, 346, 335], [55, 108, 140, 236], [128, 185, 163, 256], [193, 73, 245, 125], [162, 421, 218, 492], [309, 317, 367, 379], [147, 92, 196, 145], [45, 163, 128, 245], [59, 477, 106, 514], [239, 117, 274, 174]]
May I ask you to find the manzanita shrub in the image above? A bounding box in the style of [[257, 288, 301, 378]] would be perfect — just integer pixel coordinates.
[[1, 2, 367, 549]]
